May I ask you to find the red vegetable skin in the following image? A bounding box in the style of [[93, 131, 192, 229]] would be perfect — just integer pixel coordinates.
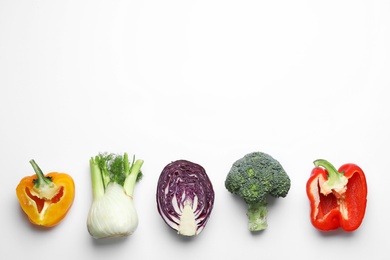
[[306, 159, 367, 232], [156, 160, 215, 236]]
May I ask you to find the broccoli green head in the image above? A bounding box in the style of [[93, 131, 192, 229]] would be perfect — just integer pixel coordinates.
[[225, 152, 291, 231]]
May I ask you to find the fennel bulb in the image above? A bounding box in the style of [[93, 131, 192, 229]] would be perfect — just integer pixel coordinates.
[[87, 153, 143, 239]]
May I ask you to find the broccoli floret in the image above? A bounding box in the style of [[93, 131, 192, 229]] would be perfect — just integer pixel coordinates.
[[225, 152, 291, 231]]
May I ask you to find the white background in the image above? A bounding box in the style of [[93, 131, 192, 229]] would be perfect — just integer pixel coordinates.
[[1, 0, 389, 259]]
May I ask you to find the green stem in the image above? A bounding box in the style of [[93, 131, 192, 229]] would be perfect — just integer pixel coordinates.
[[123, 159, 144, 197], [29, 159, 53, 188], [124, 153, 130, 177], [313, 159, 343, 186], [90, 157, 105, 200], [101, 157, 110, 189], [247, 201, 268, 231]]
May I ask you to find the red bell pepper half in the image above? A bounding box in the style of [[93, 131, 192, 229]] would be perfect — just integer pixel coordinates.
[[306, 159, 367, 232]]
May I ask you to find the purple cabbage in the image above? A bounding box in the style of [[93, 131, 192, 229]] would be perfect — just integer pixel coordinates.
[[156, 160, 215, 236]]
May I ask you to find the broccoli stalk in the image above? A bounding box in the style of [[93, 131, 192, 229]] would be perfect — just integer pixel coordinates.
[[247, 202, 268, 231], [225, 152, 291, 231]]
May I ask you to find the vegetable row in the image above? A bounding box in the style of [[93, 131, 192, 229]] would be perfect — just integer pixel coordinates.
[[15, 151, 368, 239]]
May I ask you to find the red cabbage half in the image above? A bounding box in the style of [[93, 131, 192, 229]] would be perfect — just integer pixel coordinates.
[[156, 160, 215, 236]]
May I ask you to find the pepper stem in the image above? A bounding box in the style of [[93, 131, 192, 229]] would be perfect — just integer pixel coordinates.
[[29, 159, 53, 188], [314, 159, 348, 197], [314, 159, 343, 186]]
